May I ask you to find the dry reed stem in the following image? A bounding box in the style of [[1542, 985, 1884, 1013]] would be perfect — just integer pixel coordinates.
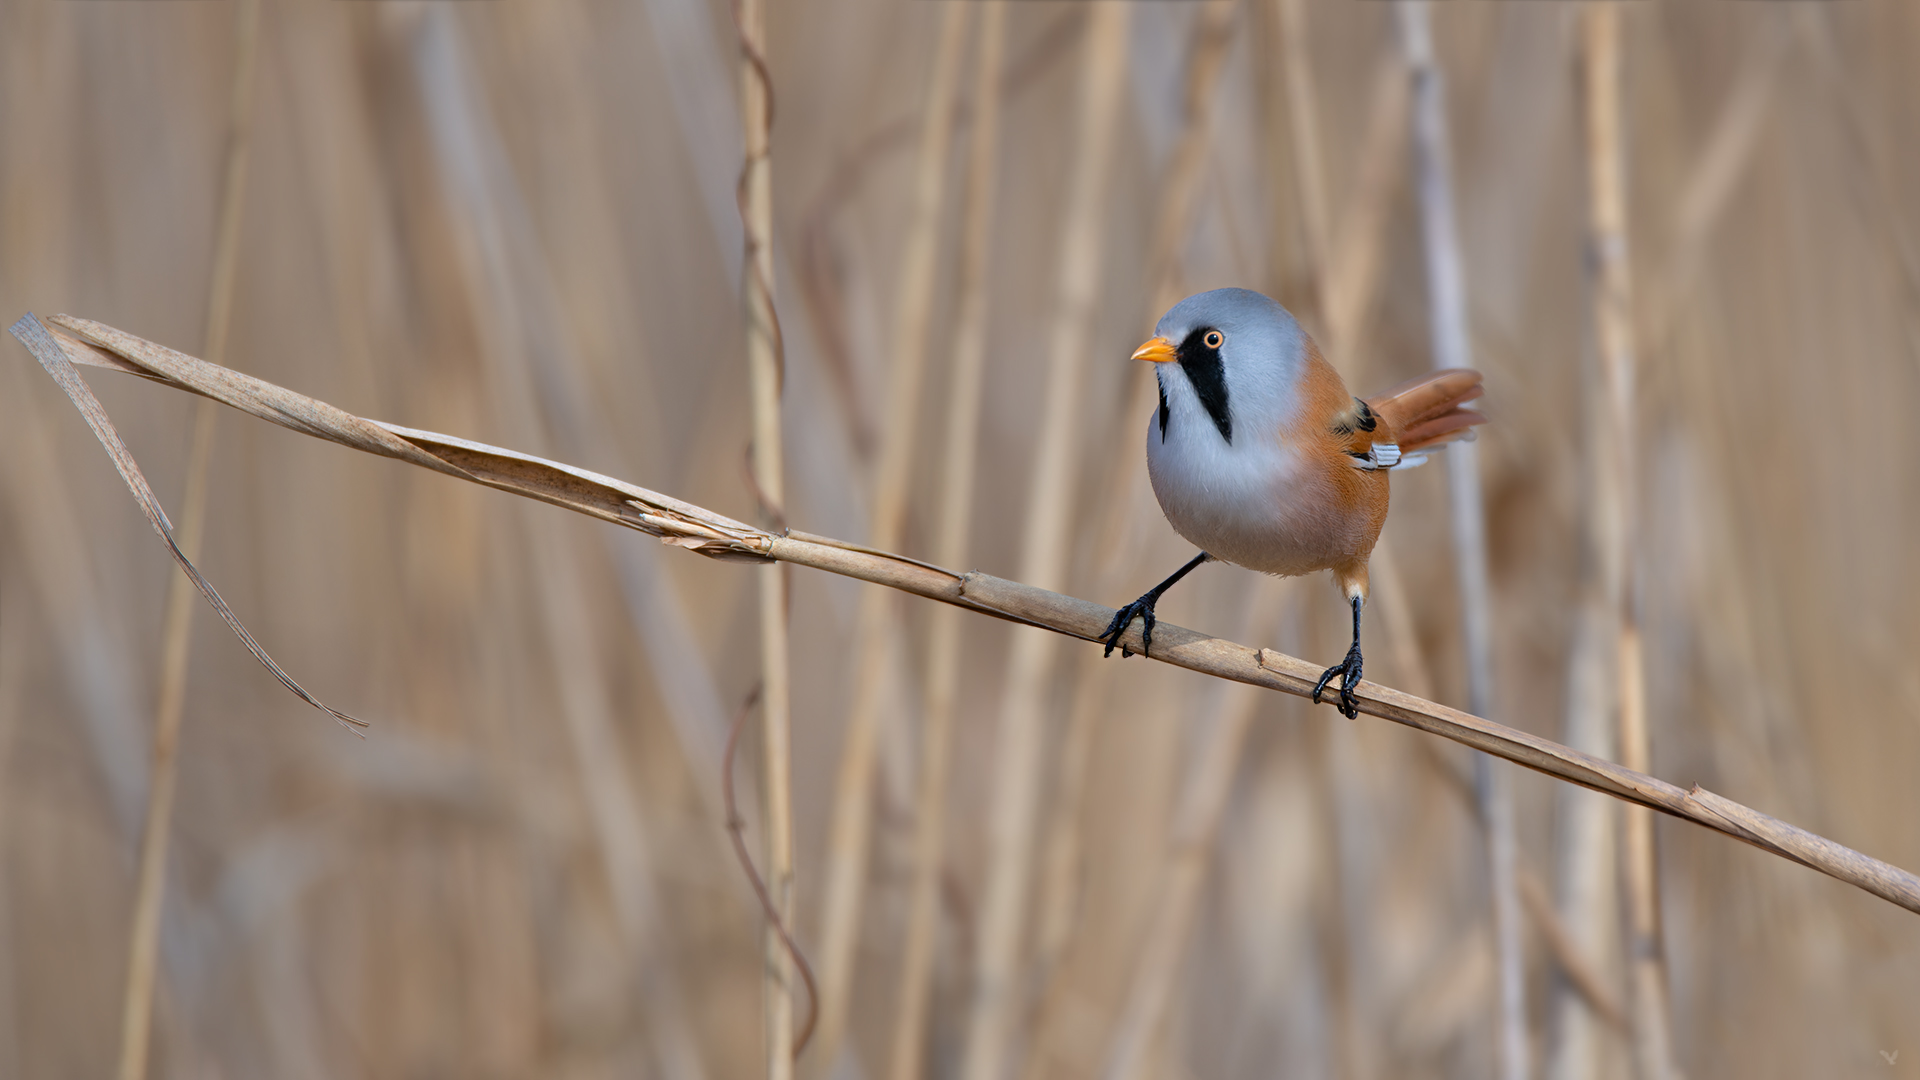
[[117, 1, 261, 1077], [413, 19, 707, 1078], [1398, 4, 1526, 1076], [0, 355, 150, 825], [736, 1, 797, 1072], [624, 0, 818, 854], [888, 7, 1006, 1080], [1278, 18, 1412, 1080], [0, 605, 21, 1078], [1142, 0, 1238, 321], [959, 10, 1129, 1080], [1544, 598, 1621, 1080], [794, 9, 1083, 453], [1090, 10, 1413, 1076], [9, 322, 369, 731], [1366, 540, 1434, 702], [13, 8, 1920, 1074], [811, 9, 972, 1070], [1015, 26, 1239, 930], [1096, 704, 1254, 1080], [423, 4, 739, 832], [17, 313, 1920, 902], [1097, 583, 1283, 1080], [1518, 869, 1627, 1035], [1650, 16, 1784, 349], [1796, 8, 1920, 365], [1322, 55, 1410, 365], [725, 685, 821, 1056], [1276, 0, 1328, 294], [1022, 12, 1241, 1041], [1581, 7, 1675, 1077], [1417, 699, 1627, 1038]]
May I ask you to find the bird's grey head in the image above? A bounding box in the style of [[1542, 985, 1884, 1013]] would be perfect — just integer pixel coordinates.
[[1143, 288, 1308, 446]]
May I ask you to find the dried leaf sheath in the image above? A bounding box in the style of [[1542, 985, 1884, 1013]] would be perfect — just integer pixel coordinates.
[[39, 315, 771, 559], [374, 424, 773, 562], [47, 316, 470, 478], [10, 314, 366, 731], [13, 313, 1920, 919]]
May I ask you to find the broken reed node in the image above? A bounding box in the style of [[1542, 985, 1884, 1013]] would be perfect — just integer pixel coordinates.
[[12, 311, 1920, 918]]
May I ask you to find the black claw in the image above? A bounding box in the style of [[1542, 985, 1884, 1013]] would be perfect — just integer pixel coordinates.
[[1100, 595, 1159, 658], [1312, 643, 1364, 719], [1099, 552, 1209, 660]]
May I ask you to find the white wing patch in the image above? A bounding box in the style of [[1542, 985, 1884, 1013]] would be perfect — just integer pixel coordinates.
[[1349, 443, 1430, 471], [1350, 442, 1397, 470]]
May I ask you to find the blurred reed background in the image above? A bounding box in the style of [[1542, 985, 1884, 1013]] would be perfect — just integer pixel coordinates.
[[3, 1, 1918, 1078]]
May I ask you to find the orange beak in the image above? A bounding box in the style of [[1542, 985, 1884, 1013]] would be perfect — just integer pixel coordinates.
[[1131, 336, 1178, 364]]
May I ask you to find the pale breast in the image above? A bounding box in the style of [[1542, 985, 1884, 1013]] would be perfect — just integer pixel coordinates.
[[1145, 412, 1381, 577]]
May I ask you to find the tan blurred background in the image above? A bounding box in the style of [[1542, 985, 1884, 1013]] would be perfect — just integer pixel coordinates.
[[3, 1, 1919, 1078]]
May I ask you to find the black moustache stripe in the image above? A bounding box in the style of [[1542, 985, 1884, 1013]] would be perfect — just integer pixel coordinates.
[[1177, 330, 1233, 443]]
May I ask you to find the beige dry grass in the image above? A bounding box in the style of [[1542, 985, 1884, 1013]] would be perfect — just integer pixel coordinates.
[[118, 4, 260, 1076], [1580, 7, 1674, 1076], [812, 9, 969, 1071], [1398, 5, 1526, 1076], [21, 311, 1920, 899], [737, 0, 797, 1073], [889, 8, 1005, 1080], [6, 5, 1920, 1079]]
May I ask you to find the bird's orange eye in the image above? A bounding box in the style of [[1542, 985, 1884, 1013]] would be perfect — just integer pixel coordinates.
[[1204, 330, 1224, 349]]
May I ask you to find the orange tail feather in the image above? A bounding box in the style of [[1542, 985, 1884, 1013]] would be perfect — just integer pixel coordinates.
[[1365, 368, 1487, 453]]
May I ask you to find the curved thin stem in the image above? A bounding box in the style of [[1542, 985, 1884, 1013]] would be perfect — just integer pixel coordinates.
[[724, 685, 821, 1059]]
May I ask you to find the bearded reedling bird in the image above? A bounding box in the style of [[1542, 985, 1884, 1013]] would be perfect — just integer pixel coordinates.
[[1100, 288, 1487, 718]]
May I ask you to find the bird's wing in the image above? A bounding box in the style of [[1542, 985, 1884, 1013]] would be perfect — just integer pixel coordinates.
[[1328, 397, 1406, 471]]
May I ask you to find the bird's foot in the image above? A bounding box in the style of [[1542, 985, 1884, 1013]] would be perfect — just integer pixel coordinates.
[[1312, 643, 1364, 719], [1099, 594, 1159, 658]]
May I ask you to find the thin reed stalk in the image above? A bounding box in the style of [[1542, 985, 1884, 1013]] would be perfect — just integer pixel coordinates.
[[1321, 55, 1409, 368], [960, 10, 1131, 1080], [1518, 869, 1627, 1036], [18, 312, 1920, 922], [1581, 7, 1675, 1078], [737, 1, 797, 1073], [1545, 594, 1623, 1080], [1098, 581, 1288, 1080], [812, 9, 972, 1071], [1023, 10, 1239, 1037], [1089, 10, 1412, 1077], [792, 9, 1085, 451], [1796, 7, 1920, 364], [1546, 27, 1786, 1069], [0, 606, 20, 1079], [12, 8, 1920, 1074], [1414, 669, 1630, 1045], [1278, 15, 1412, 1080], [1366, 541, 1434, 702], [1648, 16, 1784, 350], [1276, 0, 1328, 293], [1142, 0, 1238, 322], [118, 3, 260, 1077], [413, 16, 707, 1077], [888, 7, 1005, 1080], [1398, 4, 1526, 1077]]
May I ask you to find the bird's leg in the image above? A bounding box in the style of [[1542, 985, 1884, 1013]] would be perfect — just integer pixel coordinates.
[[1099, 552, 1211, 658], [1312, 595, 1365, 719]]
